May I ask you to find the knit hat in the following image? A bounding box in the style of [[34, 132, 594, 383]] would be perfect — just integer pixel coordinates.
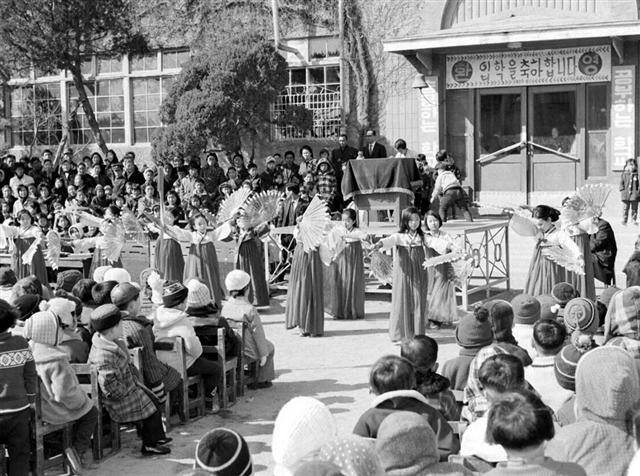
[[0, 267, 16, 286], [186, 279, 212, 309], [487, 300, 514, 339], [91, 280, 118, 305], [551, 282, 579, 306], [103, 267, 132, 284], [90, 304, 122, 332], [455, 307, 493, 348], [554, 344, 584, 391], [195, 428, 252, 476], [111, 282, 140, 308], [537, 294, 559, 320], [40, 298, 76, 328], [162, 280, 188, 308], [14, 294, 41, 320], [604, 286, 640, 341], [564, 297, 598, 334], [24, 311, 60, 346], [598, 286, 621, 309], [511, 294, 541, 325], [272, 397, 337, 476], [56, 269, 83, 292], [375, 411, 438, 475], [225, 270, 251, 292], [92, 265, 112, 283], [318, 436, 383, 476]]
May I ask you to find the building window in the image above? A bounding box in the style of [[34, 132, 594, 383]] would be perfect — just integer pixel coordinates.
[[162, 49, 190, 70], [10, 83, 62, 147], [130, 53, 159, 72], [586, 83, 609, 178], [98, 55, 122, 75], [132, 76, 175, 144], [272, 65, 341, 139], [68, 79, 125, 144]]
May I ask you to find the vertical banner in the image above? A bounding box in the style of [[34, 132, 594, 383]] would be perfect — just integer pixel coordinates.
[[611, 65, 635, 170], [419, 76, 439, 165]]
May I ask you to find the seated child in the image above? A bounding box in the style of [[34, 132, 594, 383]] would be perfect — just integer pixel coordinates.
[[154, 280, 222, 413], [43, 296, 90, 363], [485, 390, 586, 475], [551, 282, 579, 323], [220, 270, 275, 389], [24, 311, 98, 470], [0, 299, 36, 475], [510, 294, 541, 359], [0, 267, 17, 303], [525, 319, 572, 413], [461, 354, 526, 464], [72, 278, 97, 327], [88, 304, 172, 455], [353, 354, 458, 460], [401, 335, 460, 421]]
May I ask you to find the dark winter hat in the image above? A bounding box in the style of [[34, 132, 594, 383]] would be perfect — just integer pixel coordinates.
[[487, 300, 514, 338], [13, 294, 42, 320], [56, 269, 83, 292], [111, 282, 140, 309], [162, 280, 188, 308], [564, 297, 598, 334], [195, 428, 252, 476], [537, 294, 559, 320], [0, 267, 16, 286], [72, 278, 97, 304], [90, 304, 121, 333], [554, 344, 584, 391], [91, 280, 118, 306], [598, 286, 621, 309], [455, 307, 493, 348], [511, 294, 541, 325], [552, 282, 579, 306]]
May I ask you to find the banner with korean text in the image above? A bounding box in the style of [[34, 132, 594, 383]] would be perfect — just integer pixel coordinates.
[[611, 65, 635, 171], [446, 45, 611, 89]]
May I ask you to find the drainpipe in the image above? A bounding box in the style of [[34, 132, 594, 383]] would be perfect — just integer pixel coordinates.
[[271, 0, 299, 54]]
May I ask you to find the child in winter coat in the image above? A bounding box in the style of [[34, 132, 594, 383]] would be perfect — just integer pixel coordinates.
[[88, 304, 171, 456], [24, 311, 98, 470], [623, 236, 640, 287], [221, 270, 275, 389], [620, 157, 640, 225]]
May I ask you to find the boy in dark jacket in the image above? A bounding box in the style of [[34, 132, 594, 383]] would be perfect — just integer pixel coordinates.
[[352, 354, 458, 461], [0, 299, 36, 476]]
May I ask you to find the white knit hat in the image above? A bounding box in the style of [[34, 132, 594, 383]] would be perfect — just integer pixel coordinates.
[[93, 265, 112, 283], [272, 397, 337, 476], [225, 270, 251, 292], [40, 298, 76, 328], [186, 279, 212, 308], [103, 267, 132, 284]]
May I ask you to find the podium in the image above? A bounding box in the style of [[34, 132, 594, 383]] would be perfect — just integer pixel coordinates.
[[341, 158, 420, 226]]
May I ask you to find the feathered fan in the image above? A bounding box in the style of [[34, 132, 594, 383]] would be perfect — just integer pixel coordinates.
[[100, 220, 125, 263], [509, 210, 538, 237], [369, 250, 393, 285], [76, 211, 103, 229], [23, 235, 41, 265], [45, 230, 61, 270], [541, 244, 585, 275], [576, 184, 611, 219], [237, 190, 284, 230], [121, 207, 146, 244], [452, 257, 474, 287], [423, 251, 466, 268], [297, 196, 330, 252], [216, 187, 252, 224]]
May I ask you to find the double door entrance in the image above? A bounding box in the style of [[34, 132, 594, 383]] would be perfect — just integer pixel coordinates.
[[476, 85, 584, 203]]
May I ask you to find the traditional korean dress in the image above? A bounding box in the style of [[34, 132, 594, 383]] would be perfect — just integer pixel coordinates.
[[0, 224, 48, 285], [425, 231, 458, 325], [285, 231, 324, 336], [72, 220, 124, 277], [524, 224, 582, 296], [379, 231, 429, 341], [562, 220, 597, 300], [235, 227, 269, 307], [182, 229, 225, 308], [329, 225, 367, 320], [153, 225, 186, 283]]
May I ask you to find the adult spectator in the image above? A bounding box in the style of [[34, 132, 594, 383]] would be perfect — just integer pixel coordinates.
[[201, 152, 226, 194], [75, 162, 96, 190], [232, 154, 249, 181], [330, 133, 358, 171], [360, 129, 387, 158], [280, 150, 299, 185], [260, 156, 279, 190], [59, 159, 76, 187], [394, 138, 408, 158], [298, 145, 317, 177], [123, 154, 144, 186], [181, 161, 201, 200], [40, 156, 58, 187], [29, 157, 44, 185], [9, 162, 34, 197]]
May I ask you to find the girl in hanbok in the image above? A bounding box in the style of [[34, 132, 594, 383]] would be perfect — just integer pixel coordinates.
[[328, 209, 368, 320], [234, 220, 270, 307], [424, 211, 458, 328], [0, 210, 48, 285], [145, 208, 186, 282], [72, 206, 124, 276], [524, 205, 583, 296], [373, 207, 429, 342]]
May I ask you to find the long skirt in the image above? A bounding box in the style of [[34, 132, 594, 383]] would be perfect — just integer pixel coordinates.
[[285, 243, 324, 335], [184, 242, 225, 307], [89, 247, 122, 278], [330, 241, 365, 319], [426, 249, 457, 325], [155, 237, 185, 282], [524, 242, 563, 296], [236, 238, 269, 307], [390, 245, 428, 342], [13, 237, 48, 287], [563, 234, 595, 300]]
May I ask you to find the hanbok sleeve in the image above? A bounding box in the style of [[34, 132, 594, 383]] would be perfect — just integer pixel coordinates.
[[169, 225, 193, 242], [379, 233, 399, 251]]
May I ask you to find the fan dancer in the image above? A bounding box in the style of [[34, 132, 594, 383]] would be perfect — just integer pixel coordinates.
[[284, 196, 329, 337], [372, 207, 429, 342], [234, 220, 270, 307], [524, 205, 583, 296], [144, 209, 186, 282], [183, 214, 226, 308], [328, 208, 368, 320], [72, 206, 125, 276], [0, 210, 48, 285], [423, 211, 458, 329]]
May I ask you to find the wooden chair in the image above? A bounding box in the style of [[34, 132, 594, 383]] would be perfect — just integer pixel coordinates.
[[71, 363, 119, 461], [198, 327, 238, 409], [32, 378, 73, 476], [226, 319, 251, 396], [156, 336, 206, 421]]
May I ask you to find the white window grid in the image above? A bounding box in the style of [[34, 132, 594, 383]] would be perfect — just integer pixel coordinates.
[[10, 83, 63, 147], [132, 76, 175, 144]]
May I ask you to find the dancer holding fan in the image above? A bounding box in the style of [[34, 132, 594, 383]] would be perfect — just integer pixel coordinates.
[[0, 209, 48, 285]]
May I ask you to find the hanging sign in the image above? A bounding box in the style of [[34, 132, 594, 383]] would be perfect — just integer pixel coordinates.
[[418, 76, 439, 164], [611, 65, 635, 170], [446, 45, 611, 89]]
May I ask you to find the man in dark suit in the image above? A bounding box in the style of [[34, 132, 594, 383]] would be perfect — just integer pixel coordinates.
[[360, 129, 387, 159], [331, 134, 357, 211], [590, 217, 617, 285], [274, 183, 308, 280]]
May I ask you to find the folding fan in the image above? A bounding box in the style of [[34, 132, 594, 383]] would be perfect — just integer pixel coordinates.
[[100, 220, 125, 263], [423, 251, 466, 268], [216, 187, 252, 223], [541, 244, 585, 275], [369, 250, 393, 285], [237, 190, 284, 230], [121, 207, 146, 244], [576, 183, 611, 219], [23, 235, 41, 265], [509, 211, 538, 237], [297, 195, 330, 252], [452, 257, 474, 287], [76, 211, 103, 229], [45, 230, 61, 270]]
